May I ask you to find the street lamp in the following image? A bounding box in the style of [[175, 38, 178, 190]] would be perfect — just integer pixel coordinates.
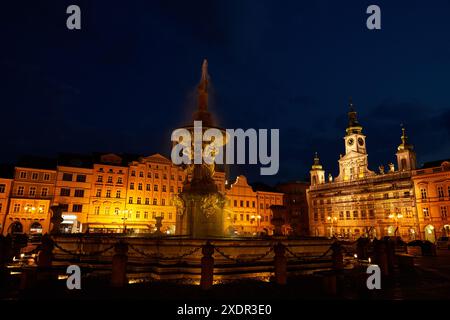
[[120, 209, 131, 234], [326, 216, 337, 237], [388, 210, 403, 237]]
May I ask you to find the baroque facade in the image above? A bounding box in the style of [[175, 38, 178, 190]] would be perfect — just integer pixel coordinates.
[[307, 102, 419, 240]]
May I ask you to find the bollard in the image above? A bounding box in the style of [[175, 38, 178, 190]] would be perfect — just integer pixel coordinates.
[[111, 241, 128, 288], [37, 234, 54, 268], [331, 242, 344, 271], [200, 241, 214, 290], [373, 239, 389, 276], [273, 242, 287, 285]]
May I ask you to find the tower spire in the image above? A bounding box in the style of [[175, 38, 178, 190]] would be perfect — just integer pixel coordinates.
[[398, 125, 413, 151], [346, 97, 363, 135]]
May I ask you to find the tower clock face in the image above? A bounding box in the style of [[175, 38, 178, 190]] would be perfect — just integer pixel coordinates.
[[358, 137, 364, 146], [348, 138, 354, 146]]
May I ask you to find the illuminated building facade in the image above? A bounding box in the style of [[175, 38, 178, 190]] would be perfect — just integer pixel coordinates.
[[4, 166, 56, 235], [0, 177, 13, 234], [308, 102, 418, 240], [224, 175, 283, 235], [412, 159, 450, 242]]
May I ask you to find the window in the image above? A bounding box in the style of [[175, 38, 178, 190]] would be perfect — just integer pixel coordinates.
[[423, 207, 430, 217], [234, 200, 237, 207], [76, 175, 87, 182], [131, 171, 136, 177], [153, 198, 157, 205], [138, 183, 143, 190], [246, 201, 249, 207], [116, 190, 121, 198], [171, 175, 174, 180], [96, 189, 101, 197], [369, 210, 375, 219], [137, 197, 141, 204], [154, 185, 158, 191], [161, 212, 165, 219], [260, 203, 263, 209], [104, 206, 110, 215], [147, 172, 152, 178], [73, 204, 83, 212], [43, 173, 50, 181], [178, 187, 182, 193], [130, 183, 135, 190], [29, 187, 36, 196], [17, 186, 24, 196], [13, 203, 21, 213], [346, 211, 351, 219], [441, 206, 448, 219], [162, 185, 166, 192], [314, 209, 319, 221], [32, 173, 38, 180], [41, 188, 48, 197], [421, 188, 427, 199], [145, 198, 149, 205], [163, 174, 167, 180], [136, 212, 141, 219], [144, 212, 148, 219], [75, 190, 85, 198], [62, 173, 73, 181], [155, 173, 159, 179], [169, 213, 173, 220], [361, 210, 367, 219], [161, 199, 165, 206], [129, 197, 133, 204], [339, 211, 344, 220], [19, 171, 27, 179], [178, 175, 182, 181], [240, 214, 244, 221], [170, 186, 174, 193], [94, 206, 100, 215], [240, 200, 244, 207], [115, 207, 120, 215], [438, 186, 445, 199], [105, 190, 111, 198], [117, 177, 123, 184], [146, 184, 151, 191], [353, 211, 359, 220], [252, 201, 255, 208], [97, 175, 103, 183], [60, 188, 70, 196], [60, 204, 69, 212], [0, 184, 5, 193], [384, 193, 389, 199], [107, 176, 113, 184], [152, 212, 156, 219], [139, 171, 144, 178]]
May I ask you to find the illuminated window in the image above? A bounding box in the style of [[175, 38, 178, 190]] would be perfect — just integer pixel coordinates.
[[144, 212, 148, 219], [153, 199, 157, 205], [136, 212, 140, 219], [346, 211, 351, 219], [96, 189, 101, 197], [117, 177, 123, 184], [423, 207, 429, 217], [139, 172, 144, 177], [138, 183, 143, 190], [421, 189, 427, 199], [129, 197, 133, 204], [97, 176, 103, 183], [130, 183, 134, 190], [146, 184, 150, 191], [137, 197, 141, 204], [75, 189, 85, 197], [94, 206, 100, 215], [104, 206, 110, 215], [107, 176, 113, 184], [116, 190, 121, 198]]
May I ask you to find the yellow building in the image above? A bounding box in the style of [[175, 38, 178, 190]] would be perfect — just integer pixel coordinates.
[[86, 154, 129, 233], [308, 103, 418, 240], [125, 153, 186, 234], [412, 159, 450, 242], [224, 175, 283, 235], [5, 166, 56, 235], [53, 164, 93, 233], [0, 177, 13, 234]]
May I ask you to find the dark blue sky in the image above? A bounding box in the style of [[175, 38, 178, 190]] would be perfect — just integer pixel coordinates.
[[1, 0, 450, 184]]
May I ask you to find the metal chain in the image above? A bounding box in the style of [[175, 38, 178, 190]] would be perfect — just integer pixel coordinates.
[[213, 246, 274, 264], [128, 244, 201, 261], [54, 242, 115, 257], [285, 245, 332, 261]]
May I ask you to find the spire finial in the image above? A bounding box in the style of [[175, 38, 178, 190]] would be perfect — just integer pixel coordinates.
[[201, 58, 208, 83], [197, 58, 209, 112], [349, 96, 354, 112]]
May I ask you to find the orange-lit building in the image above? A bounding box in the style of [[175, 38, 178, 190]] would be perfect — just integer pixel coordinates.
[[5, 166, 56, 235], [224, 175, 283, 235], [308, 103, 418, 240], [412, 159, 450, 242], [0, 176, 13, 234]]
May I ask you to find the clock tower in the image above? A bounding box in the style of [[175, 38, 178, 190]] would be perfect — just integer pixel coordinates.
[[336, 99, 375, 182]]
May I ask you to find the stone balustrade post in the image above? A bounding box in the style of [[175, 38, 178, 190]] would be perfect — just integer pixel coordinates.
[[111, 241, 128, 287], [37, 234, 54, 268], [200, 241, 214, 290], [331, 242, 344, 271], [273, 242, 287, 285]]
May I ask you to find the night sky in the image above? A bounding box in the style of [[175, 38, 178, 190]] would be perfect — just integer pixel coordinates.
[[1, 0, 450, 184]]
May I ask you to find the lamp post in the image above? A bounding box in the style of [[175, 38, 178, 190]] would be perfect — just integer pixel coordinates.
[[326, 216, 337, 238], [388, 210, 403, 237], [120, 209, 131, 234]]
